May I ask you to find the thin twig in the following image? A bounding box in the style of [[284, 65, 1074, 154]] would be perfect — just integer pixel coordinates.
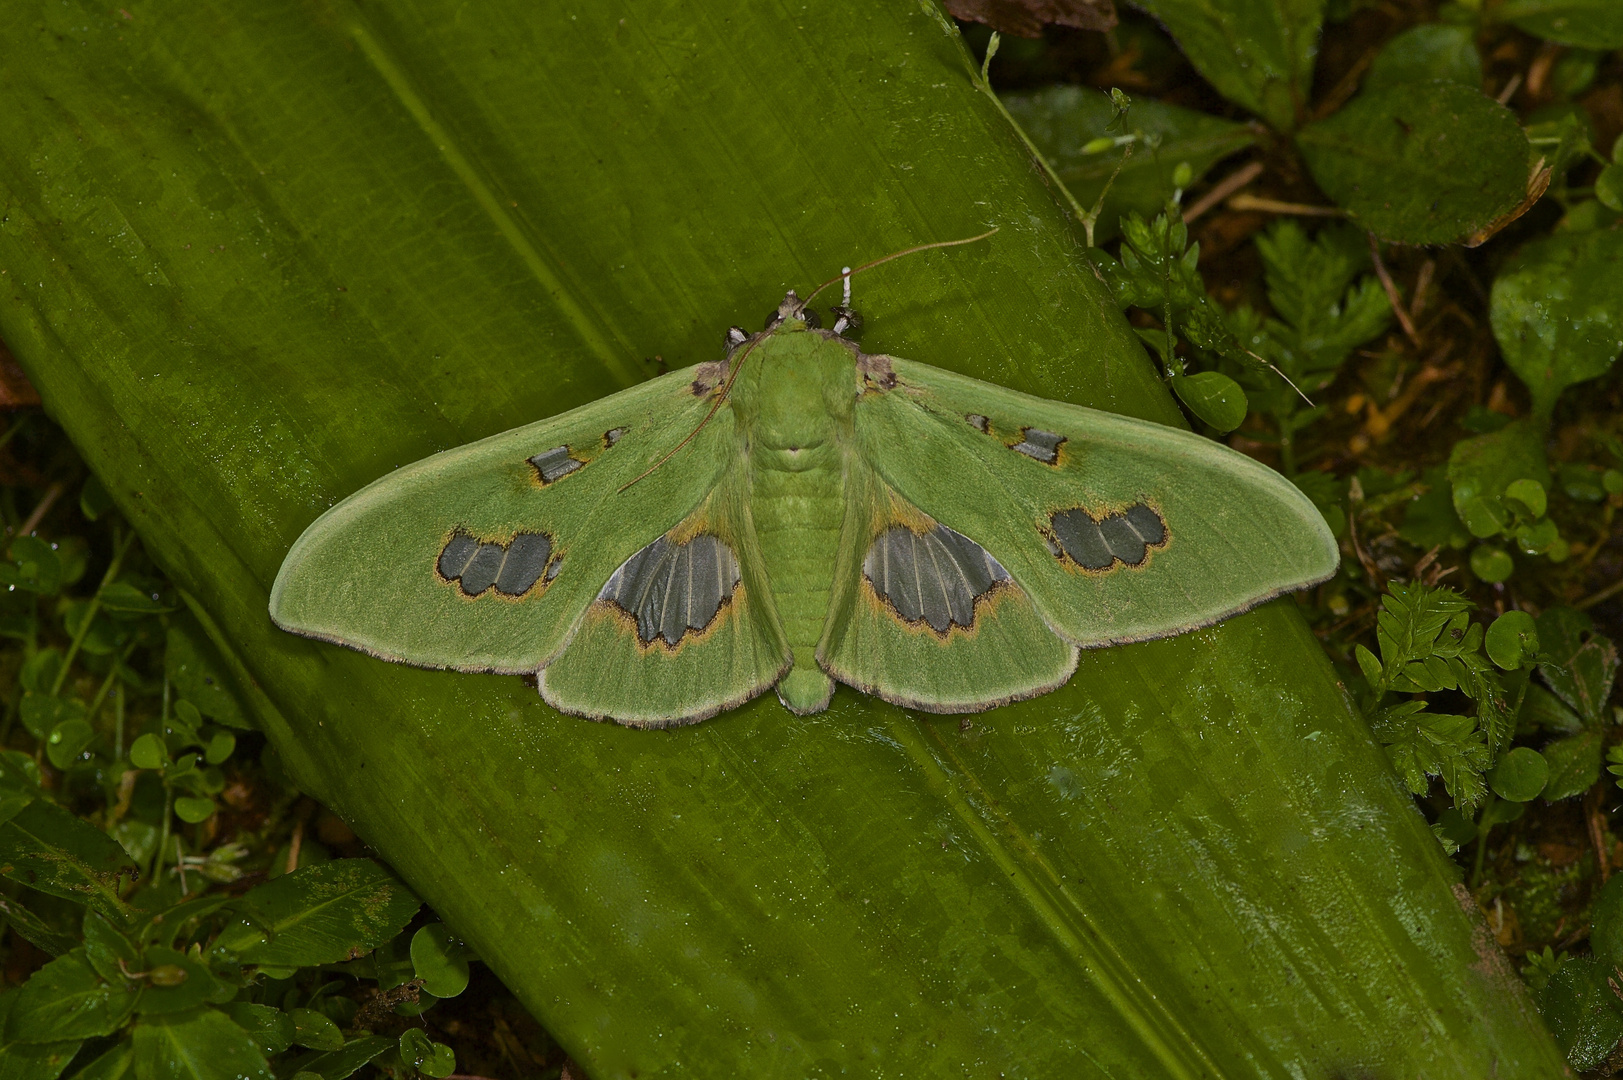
[[1471, 798, 1494, 888], [153, 785, 173, 887], [51, 526, 136, 697], [14, 481, 63, 538], [1367, 233, 1420, 345], [1411, 545, 1441, 581], [1227, 194, 1345, 217], [1082, 143, 1133, 248], [1409, 260, 1435, 322], [286, 817, 304, 875], [1182, 160, 1264, 224], [84, 658, 122, 728], [1588, 785, 1612, 882], [1346, 477, 1383, 590], [1526, 43, 1561, 99], [966, 34, 1093, 226], [1312, 45, 1379, 120], [1577, 574, 1623, 611], [1496, 73, 1523, 106], [0, 414, 32, 454]]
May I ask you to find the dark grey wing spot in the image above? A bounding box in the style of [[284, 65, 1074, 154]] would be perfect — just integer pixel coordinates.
[[1097, 515, 1148, 565], [1050, 510, 1115, 570], [864, 524, 1009, 634], [874, 530, 920, 624], [494, 532, 552, 596], [915, 534, 953, 634], [603, 427, 626, 448], [1011, 428, 1065, 465], [934, 526, 1004, 596], [659, 541, 689, 646], [966, 413, 990, 433], [458, 542, 506, 596], [1051, 503, 1167, 571], [529, 446, 583, 484], [605, 539, 669, 642], [685, 533, 723, 636], [440, 530, 555, 597], [598, 534, 741, 647], [1124, 503, 1168, 547], [437, 531, 480, 581]]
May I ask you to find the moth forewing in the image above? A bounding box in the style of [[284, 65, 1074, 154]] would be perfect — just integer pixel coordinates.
[[537, 470, 792, 727], [850, 358, 1338, 650], [269, 363, 734, 676]]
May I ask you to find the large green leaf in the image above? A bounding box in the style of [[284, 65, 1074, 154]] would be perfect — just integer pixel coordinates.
[[0, 2, 1565, 1076], [1297, 81, 1530, 245]]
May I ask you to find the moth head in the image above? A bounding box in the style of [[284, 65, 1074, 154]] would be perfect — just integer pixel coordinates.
[[764, 291, 820, 332]]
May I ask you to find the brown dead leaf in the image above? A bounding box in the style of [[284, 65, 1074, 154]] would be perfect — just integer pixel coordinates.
[[1539, 841, 1584, 867], [943, 0, 1116, 37], [1464, 159, 1552, 248], [0, 341, 40, 409]]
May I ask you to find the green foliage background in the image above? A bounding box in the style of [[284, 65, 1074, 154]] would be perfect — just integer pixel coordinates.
[[2, 0, 1614, 1076]]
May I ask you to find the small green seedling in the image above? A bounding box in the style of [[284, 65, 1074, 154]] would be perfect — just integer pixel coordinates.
[[272, 238, 1337, 727]]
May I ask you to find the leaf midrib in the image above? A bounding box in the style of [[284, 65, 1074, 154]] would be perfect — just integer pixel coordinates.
[[343, 14, 643, 391]]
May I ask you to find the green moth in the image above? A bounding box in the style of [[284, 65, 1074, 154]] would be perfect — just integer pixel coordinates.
[[271, 261, 1337, 727]]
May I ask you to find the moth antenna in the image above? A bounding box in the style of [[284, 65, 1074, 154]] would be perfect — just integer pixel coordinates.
[[625, 228, 997, 492], [618, 335, 762, 493], [841, 266, 852, 308], [797, 227, 998, 311]]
